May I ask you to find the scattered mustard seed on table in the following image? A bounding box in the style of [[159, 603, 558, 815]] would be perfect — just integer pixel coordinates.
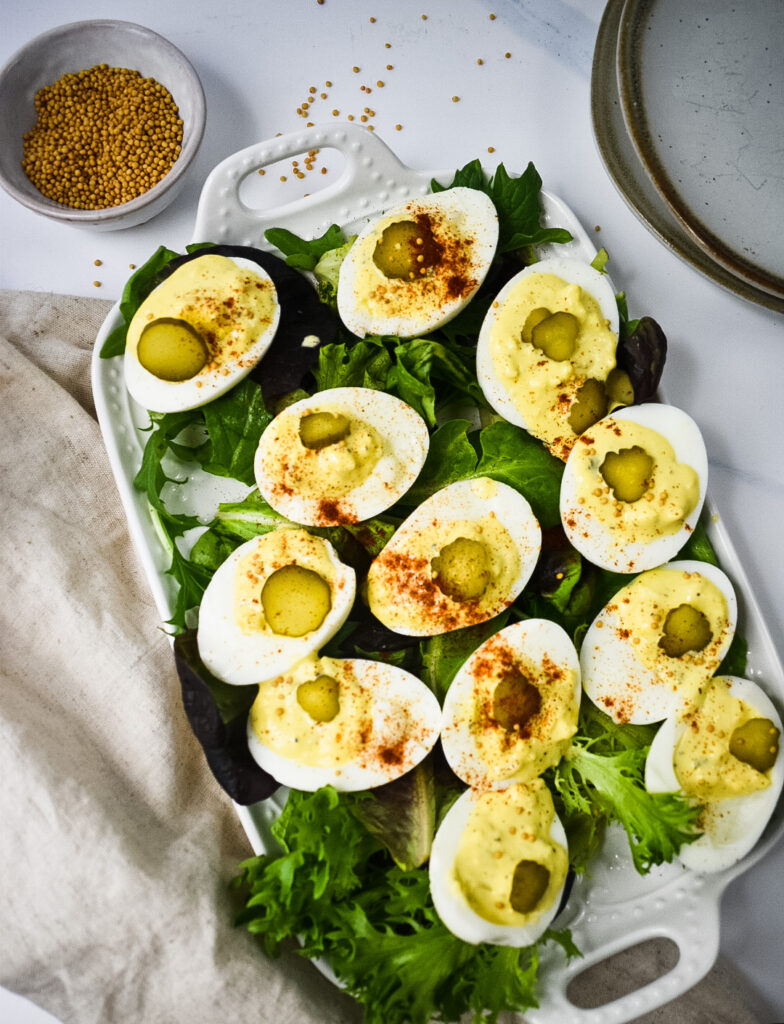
[[22, 64, 183, 210]]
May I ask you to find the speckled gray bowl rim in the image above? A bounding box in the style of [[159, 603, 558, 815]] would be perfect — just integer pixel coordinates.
[[591, 0, 784, 315], [0, 19, 206, 225], [617, 0, 784, 301]]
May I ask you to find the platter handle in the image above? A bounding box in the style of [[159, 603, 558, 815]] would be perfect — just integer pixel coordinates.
[[525, 871, 728, 1024], [192, 122, 432, 246]]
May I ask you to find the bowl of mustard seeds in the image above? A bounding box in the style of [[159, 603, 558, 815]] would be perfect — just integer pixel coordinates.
[[0, 20, 206, 230]]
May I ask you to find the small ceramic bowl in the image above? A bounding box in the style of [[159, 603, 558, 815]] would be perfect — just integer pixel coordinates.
[[0, 20, 206, 230]]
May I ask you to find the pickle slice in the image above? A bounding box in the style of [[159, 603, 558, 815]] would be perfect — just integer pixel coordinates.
[[730, 718, 780, 774], [137, 317, 209, 381], [509, 860, 550, 915], [297, 674, 341, 722], [658, 603, 712, 657], [373, 219, 439, 279], [492, 673, 542, 732], [600, 445, 654, 502], [569, 378, 609, 435], [431, 537, 491, 602], [531, 311, 579, 361], [261, 566, 332, 637], [299, 411, 351, 449]]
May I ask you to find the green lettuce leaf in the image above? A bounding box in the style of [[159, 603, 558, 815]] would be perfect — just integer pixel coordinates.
[[312, 337, 393, 392], [314, 236, 356, 307], [311, 336, 483, 427], [264, 224, 347, 271], [130, 378, 275, 631], [420, 611, 510, 702], [388, 337, 487, 427], [210, 488, 293, 541], [99, 244, 180, 357], [432, 160, 573, 255], [398, 418, 564, 528], [132, 410, 211, 632], [350, 761, 436, 870], [196, 378, 273, 485]]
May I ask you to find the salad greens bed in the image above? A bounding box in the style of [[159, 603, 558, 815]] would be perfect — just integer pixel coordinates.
[[102, 159, 747, 1024]]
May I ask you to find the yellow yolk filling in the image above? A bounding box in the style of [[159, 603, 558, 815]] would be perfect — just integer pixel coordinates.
[[452, 780, 568, 926]]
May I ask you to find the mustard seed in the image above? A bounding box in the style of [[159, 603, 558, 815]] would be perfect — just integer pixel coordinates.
[[22, 64, 183, 210]]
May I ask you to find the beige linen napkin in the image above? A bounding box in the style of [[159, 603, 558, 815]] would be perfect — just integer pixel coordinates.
[[0, 290, 764, 1024]]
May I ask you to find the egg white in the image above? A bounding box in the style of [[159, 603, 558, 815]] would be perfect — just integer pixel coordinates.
[[646, 676, 784, 872], [476, 256, 620, 434], [124, 255, 280, 413], [581, 559, 737, 725], [429, 784, 569, 946], [366, 477, 542, 637], [196, 530, 355, 686], [254, 387, 430, 526], [337, 187, 498, 338], [559, 403, 708, 573], [246, 657, 441, 791], [441, 618, 581, 788]]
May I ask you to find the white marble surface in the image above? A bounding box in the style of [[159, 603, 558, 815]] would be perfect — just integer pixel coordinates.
[[1, 1, 782, 1021]]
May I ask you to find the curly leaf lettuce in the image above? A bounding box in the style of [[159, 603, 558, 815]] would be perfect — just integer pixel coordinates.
[[234, 787, 580, 1024], [550, 704, 702, 874]]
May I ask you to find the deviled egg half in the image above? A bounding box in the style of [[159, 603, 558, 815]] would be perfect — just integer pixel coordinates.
[[246, 653, 441, 791], [337, 187, 498, 338], [124, 253, 280, 412], [196, 528, 355, 685], [646, 676, 783, 872], [476, 257, 625, 461], [254, 387, 429, 526], [441, 619, 581, 788], [560, 403, 708, 573], [429, 780, 569, 946], [581, 560, 737, 724], [366, 477, 541, 636]]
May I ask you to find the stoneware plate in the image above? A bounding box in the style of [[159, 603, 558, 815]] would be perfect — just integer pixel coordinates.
[[591, 0, 784, 315], [617, 0, 784, 302]]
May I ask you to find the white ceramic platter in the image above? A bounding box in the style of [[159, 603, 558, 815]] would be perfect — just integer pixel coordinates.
[[91, 123, 784, 1024]]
